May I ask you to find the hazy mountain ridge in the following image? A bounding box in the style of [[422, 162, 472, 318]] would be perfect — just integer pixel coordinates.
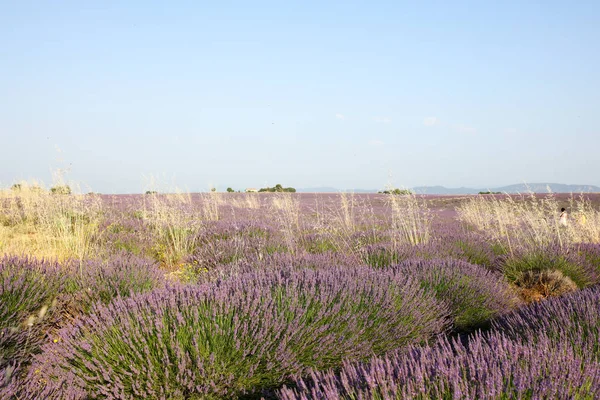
[[412, 183, 600, 194], [298, 183, 600, 194]]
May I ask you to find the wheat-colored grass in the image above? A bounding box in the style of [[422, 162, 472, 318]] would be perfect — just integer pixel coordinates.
[[228, 193, 261, 209], [141, 190, 202, 267], [457, 193, 600, 254], [270, 192, 301, 253], [0, 181, 103, 266], [387, 190, 432, 247]]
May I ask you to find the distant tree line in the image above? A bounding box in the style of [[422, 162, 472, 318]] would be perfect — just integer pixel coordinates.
[[50, 185, 72, 195], [478, 191, 501, 195], [10, 183, 72, 195], [378, 188, 412, 195], [259, 184, 296, 193]]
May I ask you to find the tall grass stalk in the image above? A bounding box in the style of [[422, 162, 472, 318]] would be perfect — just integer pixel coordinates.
[[142, 191, 201, 267], [0, 181, 103, 265], [387, 191, 432, 248], [316, 192, 358, 254], [457, 193, 600, 254], [228, 192, 261, 209], [271, 192, 301, 253], [200, 190, 221, 221]]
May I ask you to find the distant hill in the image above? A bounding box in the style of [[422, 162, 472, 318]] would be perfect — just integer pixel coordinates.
[[493, 183, 600, 194], [413, 183, 600, 195], [299, 183, 600, 194]]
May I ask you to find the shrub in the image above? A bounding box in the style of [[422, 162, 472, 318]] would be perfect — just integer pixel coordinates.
[[513, 269, 578, 302], [0, 257, 64, 329], [0, 257, 65, 389], [493, 285, 600, 360], [259, 184, 296, 193], [448, 236, 501, 269], [18, 267, 449, 399], [378, 188, 412, 195], [501, 246, 598, 288], [185, 250, 362, 285], [63, 254, 165, 315], [278, 332, 600, 400], [393, 258, 520, 331], [362, 244, 402, 268], [576, 243, 600, 273], [49, 185, 71, 195]]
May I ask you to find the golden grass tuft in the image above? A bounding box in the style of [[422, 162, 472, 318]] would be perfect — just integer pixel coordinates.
[[387, 189, 432, 247], [513, 269, 578, 302]]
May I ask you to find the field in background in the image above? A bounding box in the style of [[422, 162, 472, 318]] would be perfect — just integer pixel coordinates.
[[2, 186, 600, 398]]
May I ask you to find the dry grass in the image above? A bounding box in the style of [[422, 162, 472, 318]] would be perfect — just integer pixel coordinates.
[[513, 269, 578, 302], [0, 181, 103, 265], [387, 190, 432, 247], [270, 192, 301, 253], [142, 191, 202, 267], [200, 190, 222, 221], [228, 193, 261, 209], [457, 193, 600, 254]]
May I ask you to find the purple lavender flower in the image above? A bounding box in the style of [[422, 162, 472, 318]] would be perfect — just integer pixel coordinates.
[[392, 258, 521, 331], [279, 331, 600, 399], [15, 266, 449, 399]]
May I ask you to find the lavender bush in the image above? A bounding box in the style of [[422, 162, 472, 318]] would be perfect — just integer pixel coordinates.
[[493, 285, 600, 359], [184, 220, 285, 274], [279, 332, 600, 399], [0, 256, 64, 329], [576, 243, 600, 273], [67, 253, 165, 312], [16, 266, 449, 399], [0, 257, 65, 390], [392, 258, 520, 331]]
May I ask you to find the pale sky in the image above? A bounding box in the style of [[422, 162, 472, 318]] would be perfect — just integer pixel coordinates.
[[1, 1, 599, 193]]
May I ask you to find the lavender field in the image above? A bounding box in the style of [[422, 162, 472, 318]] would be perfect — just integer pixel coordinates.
[[2, 188, 600, 399]]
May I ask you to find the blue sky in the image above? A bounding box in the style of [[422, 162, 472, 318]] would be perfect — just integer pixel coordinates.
[[1, 1, 599, 193]]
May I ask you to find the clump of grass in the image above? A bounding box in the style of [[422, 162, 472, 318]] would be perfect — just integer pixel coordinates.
[[513, 269, 578, 302], [270, 192, 301, 253], [200, 190, 222, 220], [0, 180, 104, 263], [501, 248, 597, 289], [141, 191, 202, 267], [228, 192, 261, 209], [387, 190, 432, 247]]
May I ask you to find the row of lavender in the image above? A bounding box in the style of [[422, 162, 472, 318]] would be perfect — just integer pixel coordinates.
[[0, 251, 515, 397], [279, 286, 600, 399], [3, 251, 600, 398]]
